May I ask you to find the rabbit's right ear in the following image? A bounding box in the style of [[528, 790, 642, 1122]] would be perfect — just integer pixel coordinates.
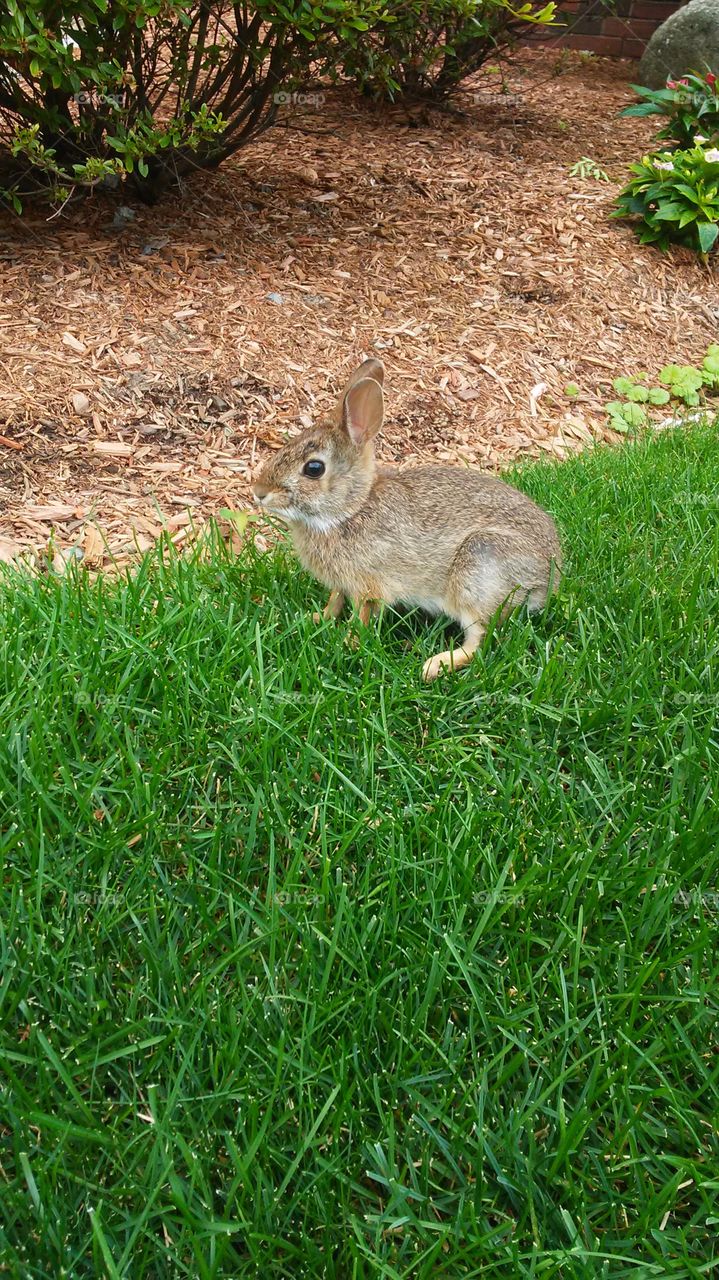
[[333, 358, 385, 425], [342, 376, 384, 447]]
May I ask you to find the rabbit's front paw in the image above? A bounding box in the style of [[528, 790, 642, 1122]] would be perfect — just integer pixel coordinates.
[[313, 590, 346, 624]]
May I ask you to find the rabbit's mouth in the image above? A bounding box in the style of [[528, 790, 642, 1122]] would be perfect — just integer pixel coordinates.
[[258, 494, 341, 530], [255, 490, 305, 523], [253, 487, 289, 514]]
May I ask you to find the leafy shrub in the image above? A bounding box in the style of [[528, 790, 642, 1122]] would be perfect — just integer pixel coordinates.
[[613, 144, 719, 255], [341, 0, 556, 100], [621, 72, 719, 149], [0, 0, 384, 209]]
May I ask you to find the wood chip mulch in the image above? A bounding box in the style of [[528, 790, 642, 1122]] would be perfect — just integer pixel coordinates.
[[1, 48, 717, 569]]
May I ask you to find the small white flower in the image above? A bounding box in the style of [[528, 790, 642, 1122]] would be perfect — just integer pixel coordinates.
[[705, 148, 719, 162], [653, 160, 674, 172], [694, 134, 708, 144]]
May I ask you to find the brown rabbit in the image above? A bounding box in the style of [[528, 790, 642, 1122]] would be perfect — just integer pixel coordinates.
[[252, 359, 561, 681]]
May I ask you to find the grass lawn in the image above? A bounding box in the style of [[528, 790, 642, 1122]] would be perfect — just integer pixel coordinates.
[[1, 424, 718, 1278]]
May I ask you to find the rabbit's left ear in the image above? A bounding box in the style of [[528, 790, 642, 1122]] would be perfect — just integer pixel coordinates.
[[342, 376, 384, 446], [333, 358, 384, 425], [342, 357, 385, 394]]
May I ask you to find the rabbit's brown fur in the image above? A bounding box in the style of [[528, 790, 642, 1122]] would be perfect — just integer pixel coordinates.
[[253, 359, 561, 680]]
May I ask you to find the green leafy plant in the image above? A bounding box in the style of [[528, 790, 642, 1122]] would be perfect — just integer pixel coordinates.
[[604, 346, 719, 431], [0, 0, 387, 209], [569, 156, 609, 182], [621, 72, 719, 149], [605, 400, 648, 434], [217, 508, 254, 535], [341, 0, 557, 100], [612, 375, 670, 406], [659, 364, 705, 406], [702, 344, 719, 389], [613, 144, 719, 256]]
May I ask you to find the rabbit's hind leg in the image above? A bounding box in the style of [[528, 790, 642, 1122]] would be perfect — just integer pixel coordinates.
[[421, 620, 485, 683], [526, 558, 561, 613], [421, 533, 530, 683], [453, 531, 550, 623]]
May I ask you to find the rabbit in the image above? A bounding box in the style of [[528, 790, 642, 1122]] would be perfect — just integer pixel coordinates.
[[252, 358, 562, 681]]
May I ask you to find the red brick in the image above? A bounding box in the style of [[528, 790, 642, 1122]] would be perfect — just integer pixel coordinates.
[[522, 0, 687, 55], [565, 33, 625, 54], [630, 18, 664, 37], [601, 17, 636, 36], [619, 37, 650, 57], [629, 1, 684, 19]]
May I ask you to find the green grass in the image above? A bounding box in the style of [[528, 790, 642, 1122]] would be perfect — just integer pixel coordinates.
[[1, 424, 719, 1279]]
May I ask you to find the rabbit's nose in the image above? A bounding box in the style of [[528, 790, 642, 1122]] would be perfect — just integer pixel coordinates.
[[253, 481, 270, 501]]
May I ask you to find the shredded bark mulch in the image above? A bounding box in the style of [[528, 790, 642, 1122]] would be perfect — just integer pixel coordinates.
[[1, 49, 717, 568]]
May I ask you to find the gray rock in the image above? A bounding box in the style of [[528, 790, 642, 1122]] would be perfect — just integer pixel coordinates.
[[266, 292, 285, 305], [111, 205, 136, 229], [141, 236, 170, 255], [638, 0, 719, 89]]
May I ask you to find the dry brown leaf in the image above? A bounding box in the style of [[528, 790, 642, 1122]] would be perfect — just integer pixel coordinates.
[[130, 532, 155, 553], [24, 504, 76, 521], [562, 415, 595, 444], [0, 538, 23, 564], [82, 524, 105, 566], [166, 511, 193, 531]]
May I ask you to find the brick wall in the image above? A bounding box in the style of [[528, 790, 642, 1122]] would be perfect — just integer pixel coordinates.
[[533, 0, 688, 59]]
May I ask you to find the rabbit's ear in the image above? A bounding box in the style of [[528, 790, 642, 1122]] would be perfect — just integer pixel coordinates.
[[333, 358, 384, 424], [350, 357, 384, 389], [342, 376, 384, 446]]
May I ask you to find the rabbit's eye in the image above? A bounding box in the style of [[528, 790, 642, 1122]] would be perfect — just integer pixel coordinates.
[[302, 459, 325, 478]]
